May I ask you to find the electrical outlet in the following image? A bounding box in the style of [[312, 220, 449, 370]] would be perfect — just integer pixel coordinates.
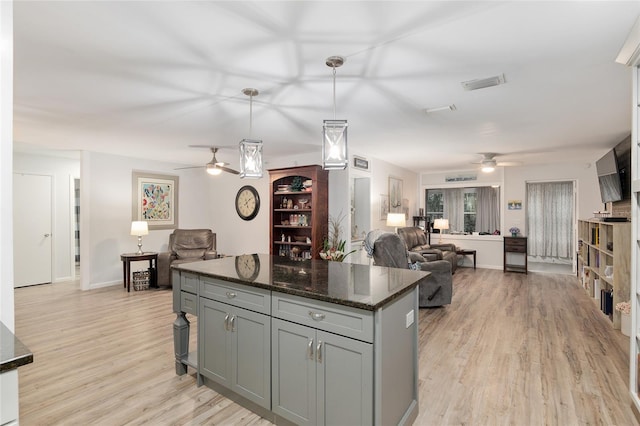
[[406, 310, 414, 328]]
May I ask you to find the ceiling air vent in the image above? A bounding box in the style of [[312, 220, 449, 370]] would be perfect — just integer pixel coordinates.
[[461, 74, 506, 91]]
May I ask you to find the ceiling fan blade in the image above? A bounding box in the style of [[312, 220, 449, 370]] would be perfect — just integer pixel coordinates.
[[219, 165, 240, 175], [174, 165, 205, 170]]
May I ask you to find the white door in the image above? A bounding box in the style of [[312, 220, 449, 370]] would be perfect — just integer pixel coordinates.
[[14, 173, 53, 287]]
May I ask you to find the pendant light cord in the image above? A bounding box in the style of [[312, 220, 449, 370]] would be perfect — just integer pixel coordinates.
[[249, 94, 253, 137], [332, 66, 337, 119]]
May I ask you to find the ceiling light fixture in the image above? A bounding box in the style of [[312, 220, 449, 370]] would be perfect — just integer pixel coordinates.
[[424, 104, 457, 114], [461, 74, 506, 91], [322, 55, 348, 170], [239, 88, 263, 179], [481, 159, 497, 173]]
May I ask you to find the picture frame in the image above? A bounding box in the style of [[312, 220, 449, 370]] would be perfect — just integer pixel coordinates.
[[388, 176, 403, 213], [508, 200, 522, 210], [352, 155, 370, 171], [132, 171, 179, 230], [379, 194, 389, 220]]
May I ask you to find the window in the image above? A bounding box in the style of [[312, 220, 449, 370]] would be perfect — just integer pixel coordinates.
[[425, 186, 500, 234]]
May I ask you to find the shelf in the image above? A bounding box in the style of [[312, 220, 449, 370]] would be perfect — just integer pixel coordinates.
[[274, 241, 311, 246], [274, 190, 313, 195], [274, 209, 312, 212], [274, 225, 311, 229]]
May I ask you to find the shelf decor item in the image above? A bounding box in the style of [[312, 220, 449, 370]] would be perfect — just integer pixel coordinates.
[[319, 212, 356, 262], [616, 301, 631, 336], [509, 226, 520, 237]]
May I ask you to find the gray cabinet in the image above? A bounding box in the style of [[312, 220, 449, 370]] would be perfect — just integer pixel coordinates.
[[271, 292, 374, 425], [199, 297, 271, 409]]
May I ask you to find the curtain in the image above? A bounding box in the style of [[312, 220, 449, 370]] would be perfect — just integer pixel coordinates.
[[443, 188, 464, 233], [526, 181, 573, 260], [475, 186, 500, 233]]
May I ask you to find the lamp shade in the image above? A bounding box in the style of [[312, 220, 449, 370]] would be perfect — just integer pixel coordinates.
[[433, 218, 449, 231], [386, 213, 406, 228], [322, 119, 348, 170], [239, 138, 263, 178], [130, 221, 149, 236]]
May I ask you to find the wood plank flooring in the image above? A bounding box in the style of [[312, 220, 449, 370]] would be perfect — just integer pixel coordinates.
[[14, 267, 638, 425]]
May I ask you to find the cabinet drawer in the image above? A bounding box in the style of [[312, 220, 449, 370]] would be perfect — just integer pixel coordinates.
[[181, 272, 199, 294], [272, 293, 373, 343], [505, 245, 526, 253], [505, 239, 526, 247], [200, 277, 270, 315], [181, 291, 198, 315]]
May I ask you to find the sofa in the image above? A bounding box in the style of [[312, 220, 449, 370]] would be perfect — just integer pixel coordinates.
[[157, 229, 217, 287], [397, 226, 458, 273], [368, 231, 452, 307]]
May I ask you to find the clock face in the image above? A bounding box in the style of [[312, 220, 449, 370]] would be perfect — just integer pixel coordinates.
[[235, 254, 260, 281], [235, 185, 260, 221]]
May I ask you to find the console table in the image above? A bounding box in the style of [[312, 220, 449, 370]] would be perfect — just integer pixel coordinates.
[[503, 236, 528, 274], [120, 252, 158, 292], [457, 249, 477, 269]]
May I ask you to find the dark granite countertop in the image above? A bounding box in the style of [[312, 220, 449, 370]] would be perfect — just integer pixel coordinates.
[[173, 254, 429, 311], [0, 321, 33, 373]]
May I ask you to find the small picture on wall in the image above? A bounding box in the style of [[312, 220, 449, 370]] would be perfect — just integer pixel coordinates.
[[380, 194, 389, 220], [508, 200, 522, 210]]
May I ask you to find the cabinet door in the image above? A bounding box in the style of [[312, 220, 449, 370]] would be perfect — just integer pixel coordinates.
[[272, 318, 317, 425], [317, 330, 373, 426], [231, 308, 271, 409], [199, 298, 231, 386]]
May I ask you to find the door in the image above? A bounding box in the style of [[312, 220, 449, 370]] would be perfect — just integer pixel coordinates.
[[13, 173, 52, 287], [272, 318, 317, 425], [199, 299, 231, 386]]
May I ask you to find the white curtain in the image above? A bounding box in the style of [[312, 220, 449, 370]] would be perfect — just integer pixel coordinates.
[[475, 186, 500, 233], [526, 181, 573, 259], [443, 188, 464, 233]]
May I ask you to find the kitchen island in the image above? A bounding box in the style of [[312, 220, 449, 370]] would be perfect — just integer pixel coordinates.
[[172, 254, 428, 425]]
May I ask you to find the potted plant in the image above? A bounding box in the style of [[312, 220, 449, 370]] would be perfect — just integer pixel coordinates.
[[509, 226, 520, 237], [616, 301, 631, 337], [319, 211, 356, 262]]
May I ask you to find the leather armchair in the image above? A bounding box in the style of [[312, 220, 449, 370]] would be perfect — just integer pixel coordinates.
[[398, 226, 458, 273], [157, 229, 217, 287], [369, 231, 452, 307]]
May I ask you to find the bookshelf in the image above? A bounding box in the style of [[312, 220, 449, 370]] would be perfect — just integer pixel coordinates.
[[577, 219, 630, 329]]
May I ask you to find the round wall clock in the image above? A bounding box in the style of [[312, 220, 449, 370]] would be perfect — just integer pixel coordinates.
[[235, 254, 260, 281], [235, 185, 260, 221]]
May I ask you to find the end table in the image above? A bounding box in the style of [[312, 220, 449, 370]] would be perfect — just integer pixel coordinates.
[[120, 252, 158, 292]]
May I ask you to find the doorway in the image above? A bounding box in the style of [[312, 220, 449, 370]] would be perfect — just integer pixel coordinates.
[[13, 173, 53, 287], [525, 180, 575, 274]]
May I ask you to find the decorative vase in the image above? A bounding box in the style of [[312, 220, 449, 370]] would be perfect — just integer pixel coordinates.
[[511, 232, 517, 237], [621, 312, 631, 337]]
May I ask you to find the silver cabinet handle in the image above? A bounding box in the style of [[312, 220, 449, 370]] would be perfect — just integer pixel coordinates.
[[230, 315, 236, 332], [224, 313, 230, 331], [226, 291, 236, 299], [317, 341, 323, 363], [307, 339, 314, 359], [308, 311, 326, 321]]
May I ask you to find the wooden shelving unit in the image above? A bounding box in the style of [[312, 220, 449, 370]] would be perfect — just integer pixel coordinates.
[[269, 165, 328, 260], [577, 219, 630, 329]]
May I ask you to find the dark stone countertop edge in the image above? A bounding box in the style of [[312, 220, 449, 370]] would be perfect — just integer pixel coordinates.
[[172, 268, 424, 311], [0, 322, 34, 373]]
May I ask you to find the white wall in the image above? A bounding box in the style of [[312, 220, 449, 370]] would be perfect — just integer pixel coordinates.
[[81, 151, 213, 289], [13, 152, 80, 282]]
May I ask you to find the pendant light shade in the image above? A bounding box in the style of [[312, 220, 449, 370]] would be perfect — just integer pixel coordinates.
[[239, 88, 263, 179], [322, 56, 348, 170]]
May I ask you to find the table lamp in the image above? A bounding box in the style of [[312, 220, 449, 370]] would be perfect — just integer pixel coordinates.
[[433, 218, 449, 244], [130, 221, 149, 254], [386, 213, 406, 233]]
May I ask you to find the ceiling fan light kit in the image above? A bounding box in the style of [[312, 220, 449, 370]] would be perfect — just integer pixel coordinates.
[[322, 55, 348, 170], [461, 74, 506, 91], [239, 88, 263, 179]]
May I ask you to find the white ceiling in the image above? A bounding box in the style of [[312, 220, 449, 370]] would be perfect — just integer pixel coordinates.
[[12, 1, 640, 173]]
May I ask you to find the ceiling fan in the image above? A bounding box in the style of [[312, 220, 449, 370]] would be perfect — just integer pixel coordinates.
[[471, 153, 521, 172], [175, 145, 240, 175]]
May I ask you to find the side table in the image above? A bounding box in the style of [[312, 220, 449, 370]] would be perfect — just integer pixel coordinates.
[[121, 252, 158, 292], [456, 249, 477, 269]]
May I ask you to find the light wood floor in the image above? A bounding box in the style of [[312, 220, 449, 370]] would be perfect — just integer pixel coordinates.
[[15, 267, 638, 425]]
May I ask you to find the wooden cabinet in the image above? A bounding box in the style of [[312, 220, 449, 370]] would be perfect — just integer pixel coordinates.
[[577, 219, 630, 329], [199, 283, 271, 409], [503, 236, 528, 273], [269, 165, 328, 260]]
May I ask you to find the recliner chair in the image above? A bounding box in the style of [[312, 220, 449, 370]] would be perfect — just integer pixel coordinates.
[[397, 226, 458, 273], [157, 229, 217, 287], [368, 231, 452, 307]]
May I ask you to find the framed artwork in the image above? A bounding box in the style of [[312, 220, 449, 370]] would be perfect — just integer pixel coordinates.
[[379, 194, 389, 220], [508, 200, 522, 210], [402, 198, 409, 220], [352, 155, 370, 171], [388, 176, 403, 213], [132, 171, 179, 230]]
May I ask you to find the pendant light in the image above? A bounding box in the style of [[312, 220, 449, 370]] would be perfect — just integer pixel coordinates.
[[239, 88, 263, 179], [322, 56, 348, 170]]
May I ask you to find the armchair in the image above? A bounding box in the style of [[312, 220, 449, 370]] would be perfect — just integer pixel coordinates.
[[368, 231, 452, 307], [157, 229, 217, 287], [397, 226, 458, 273]]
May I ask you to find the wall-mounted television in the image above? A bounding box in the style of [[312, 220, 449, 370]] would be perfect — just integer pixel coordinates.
[[595, 148, 623, 203]]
